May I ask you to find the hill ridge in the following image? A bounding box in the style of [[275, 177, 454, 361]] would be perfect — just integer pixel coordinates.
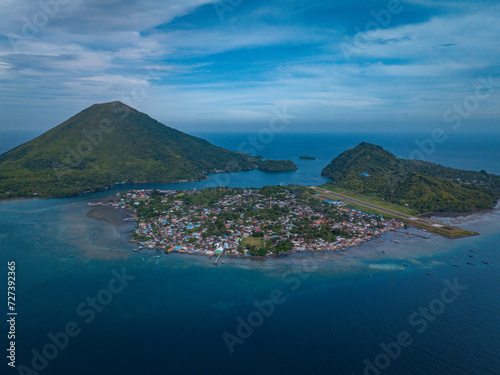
[[0, 102, 259, 198], [321, 142, 500, 213]]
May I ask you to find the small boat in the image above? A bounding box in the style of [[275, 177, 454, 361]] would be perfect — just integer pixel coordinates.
[[381, 251, 386, 254], [331, 263, 336, 267], [344, 256, 349, 259], [132, 249, 139, 252], [452, 264, 460, 268], [151, 255, 161, 259], [481, 261, 490, 265], [369, 274, 373, 279], [353, 255, 359, 259], [469, 249, 475, 253], [403, 263, 409, 267], [453, 256, 458, 259], [221, 261, 226, 264], [427, 272, 435, 276], [469, 255, 474, 258], [393, 240, 400, 244], [466, 262, 475, 266]]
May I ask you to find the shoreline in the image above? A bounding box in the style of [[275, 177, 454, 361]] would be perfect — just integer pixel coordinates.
[[87, 205, 137, 227], [418, 206, 497, 219], [106, 204, 406, 260], [80, 188, 499, 262], [83, 198, 495, 270]]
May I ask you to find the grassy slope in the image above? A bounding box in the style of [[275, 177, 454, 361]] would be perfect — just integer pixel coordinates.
[[321, 142, 500, 214], [0, 102, 258, 198]]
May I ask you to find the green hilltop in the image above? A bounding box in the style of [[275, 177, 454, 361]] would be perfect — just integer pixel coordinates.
[[321, 142, 500, 213], [0, 101, 260, 198], [258, 159, 298, 172]]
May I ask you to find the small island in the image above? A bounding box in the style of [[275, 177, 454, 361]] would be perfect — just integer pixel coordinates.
[[258, 159, 298, 172], [299, 155, 316, 160], [103, 186, 403, 257]]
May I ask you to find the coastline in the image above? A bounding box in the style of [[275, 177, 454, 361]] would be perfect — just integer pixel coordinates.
[[418, 205, 498, 219], [97, 196, 406, 260], [77, 187, 500, 262], [87, 205, 137, 227]]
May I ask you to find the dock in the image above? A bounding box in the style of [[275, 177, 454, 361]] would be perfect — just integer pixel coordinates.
[[213, 252, 223, 264]]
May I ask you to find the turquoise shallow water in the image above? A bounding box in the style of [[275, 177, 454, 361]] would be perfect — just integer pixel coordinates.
[[1, 132, 499, 375]]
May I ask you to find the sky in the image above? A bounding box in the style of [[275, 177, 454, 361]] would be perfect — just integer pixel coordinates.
[[0, 0, 499, 134]]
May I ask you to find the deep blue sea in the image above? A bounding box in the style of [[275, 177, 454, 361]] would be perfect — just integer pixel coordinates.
[[1, 132, 499, 375]]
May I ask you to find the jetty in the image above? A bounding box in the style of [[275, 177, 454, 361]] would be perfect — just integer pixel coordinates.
[[213, 252, 224, 264]]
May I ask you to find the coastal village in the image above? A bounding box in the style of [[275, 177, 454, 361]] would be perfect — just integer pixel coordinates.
[[100, 186, 404, 258]]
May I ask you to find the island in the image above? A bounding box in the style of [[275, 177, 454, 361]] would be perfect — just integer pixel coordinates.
[[321, 142, 500, 214], [0, 101, 260, 199], [257, 159, 298, 172], [299, 155, 316, 160], [102, 186, 403, 257]]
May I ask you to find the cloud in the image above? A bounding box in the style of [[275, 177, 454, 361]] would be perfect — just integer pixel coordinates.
[[0, 0, 498, 133]]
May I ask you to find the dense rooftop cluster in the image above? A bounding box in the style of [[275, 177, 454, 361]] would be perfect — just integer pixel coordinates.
[[107, 186, 403, 257]]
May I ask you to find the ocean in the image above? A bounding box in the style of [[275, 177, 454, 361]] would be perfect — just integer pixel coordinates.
[[1, 132, 499, 375]]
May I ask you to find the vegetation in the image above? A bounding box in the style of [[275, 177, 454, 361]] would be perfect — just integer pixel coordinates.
[[321, 142, 500, 214], [121, 185, 392, 256], [313, 186, 478, 239], [0, 101, 260, 199], [258, 159, 298, 172]]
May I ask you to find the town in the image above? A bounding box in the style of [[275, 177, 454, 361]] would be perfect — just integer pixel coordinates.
[[102, 186, 404, 257]]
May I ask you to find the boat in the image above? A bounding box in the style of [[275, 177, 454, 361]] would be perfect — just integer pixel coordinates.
[[466, 262, 475, 266], [132, 248, 139, 252], [151, 255, 161, 259], [403, 263, 409, 267], [453, 256, 458, 259], [381, 251, 386, 254], [369, 274, 373, 278], [331, 263, 335, 267], [427, 272, 435, 276], [452, 264, 460, 268], [469, 255, 474, 258], [393, 240, 400, 244], [481, 261, 489, 265], [469, 249, 475, 253]]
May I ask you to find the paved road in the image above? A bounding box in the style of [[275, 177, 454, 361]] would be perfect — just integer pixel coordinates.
[[310, 187, 447, 228]]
